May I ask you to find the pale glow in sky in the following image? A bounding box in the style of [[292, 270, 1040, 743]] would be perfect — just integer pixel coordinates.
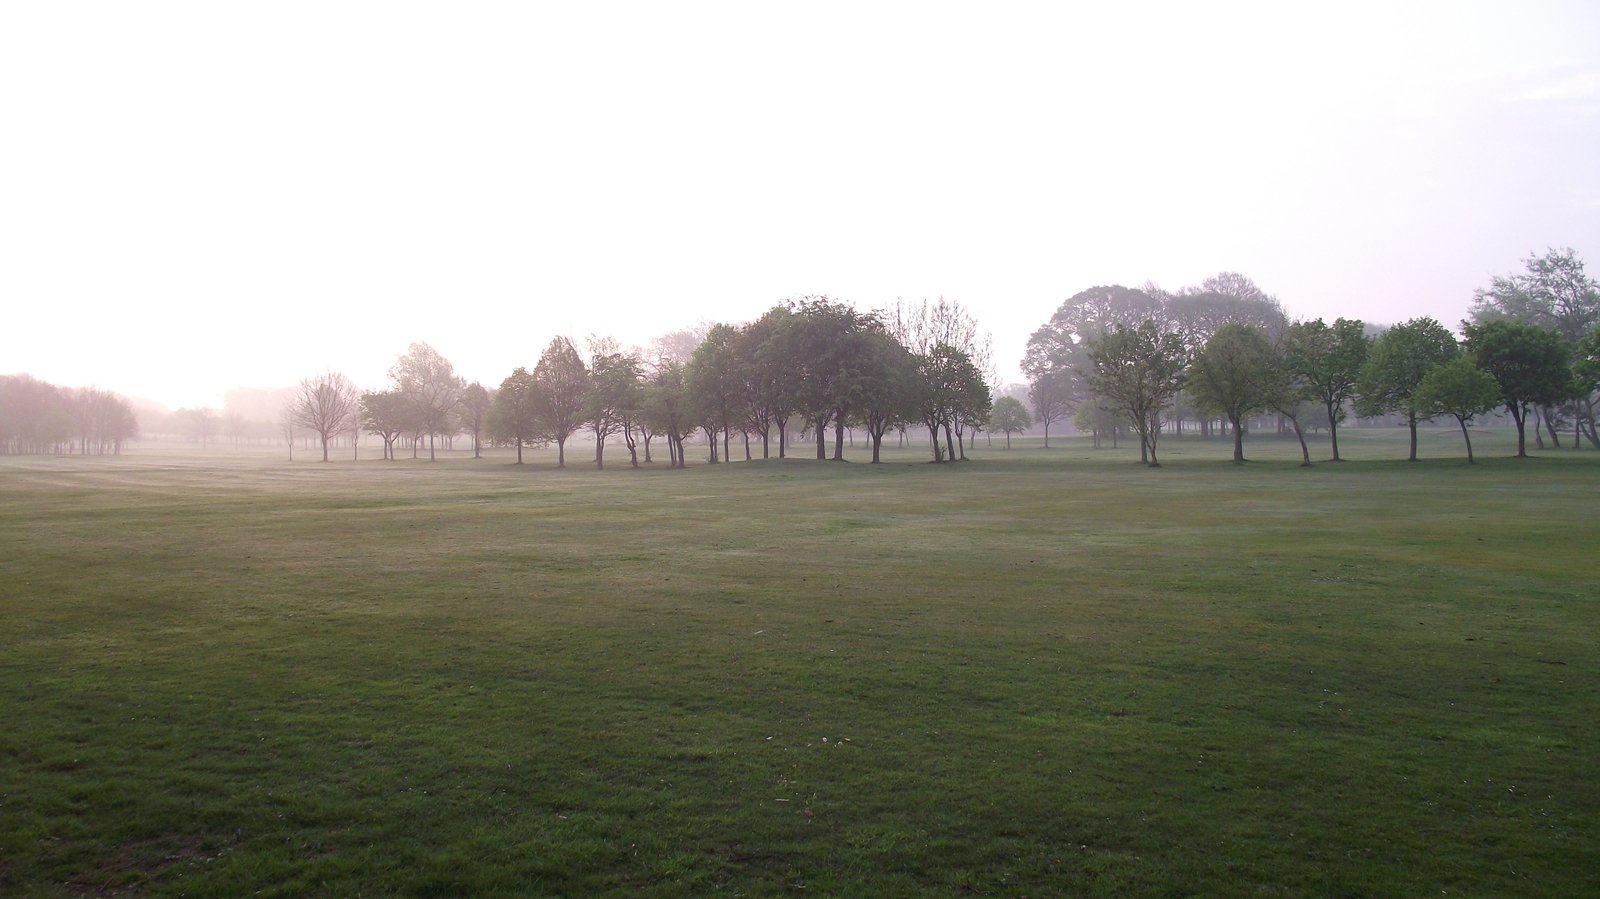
[[3, 1, 1598, 409]]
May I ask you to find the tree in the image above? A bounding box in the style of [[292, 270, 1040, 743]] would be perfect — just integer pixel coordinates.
[[361, 390, 410, 460], [1356, 318, 1458, 461], [1413, 357, 1502, 464], [640, 360, 697, 468], [1085, 320, 1188, 467], [1470, 248, 1599, 344], [390, 342, 464, 462], [1463, 320, 1573, 458], [855, 330, 920, 463], [764, 298, 879, 461], [1186, 323, 1276, 463], [687, 324, 744, 464], [460, 382, 491, 459], [1575, 325, 1600, 449], [532, 336, 588, 467], [1280, 318, 1368, 461], [587, 344, 642, 469], [1025, 370, 1073, 448], [989, 396, 1032, 449], [292, 372, 360, 462], [488, 367, 540, 464]]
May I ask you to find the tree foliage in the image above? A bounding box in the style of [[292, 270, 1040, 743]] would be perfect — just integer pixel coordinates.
[[1463, 320, 1572, 458], [1187, 323, 1276, 463], [1356, 318, 1458, 461], [1085, 321, 1188, 466]]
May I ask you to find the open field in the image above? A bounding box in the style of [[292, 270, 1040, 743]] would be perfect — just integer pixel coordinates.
[[3, 429, 1597, 896]]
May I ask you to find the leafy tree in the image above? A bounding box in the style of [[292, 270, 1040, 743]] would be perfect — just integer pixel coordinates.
[[1413, 357, 1502, 464], [1470, 248, 1599, 343], [532, 336, 588, 467], [1022, 286, 1159, 439], [361, 390, 411, 461], [1085, 320, 1188, 466], [1187, 323, 1276, 463], [738, 308, 793, 459], [292, 371, 360, 462], [764, 298, 880, 461], [856, 330, 920, 463], [915, 343, 989, 463], [1463, 320, 1573, 457], [390, 342, 465, 462], [1356, 317, 1458, 461], [488, 367, 541, 464], [460, 382, 492, 459], [688, 324, 744, 464], [640, 360, 697, 468], [1280, 318, 1369, 461], [989, 396, 1032, 449], [587, 345, 642, 469]]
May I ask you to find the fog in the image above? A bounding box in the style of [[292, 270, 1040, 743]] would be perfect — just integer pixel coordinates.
[[3, 2, 1598, 410]]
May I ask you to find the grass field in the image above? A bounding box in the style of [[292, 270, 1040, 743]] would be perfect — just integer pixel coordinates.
[[3, 428, 1597, 896]]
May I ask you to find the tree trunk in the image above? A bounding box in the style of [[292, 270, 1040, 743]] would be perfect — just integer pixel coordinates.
[[1509, 403, 1527, 458], [1407, 413, 1419, 461], [833, 414, 846, 461], [515, 440, 523, 464], [556, 437, 566, 467], [1230, 415, 1245, 463], [1326, 401, 1343, 461], [870, 432, 882, 463], [429, 433, 435, 462], [595, 435, 605, 470], [1458, 416, 1475, 464], [321, 435, 330, 462], [1291, 417, 1311, 466], [1541, 406, 1562, 447]]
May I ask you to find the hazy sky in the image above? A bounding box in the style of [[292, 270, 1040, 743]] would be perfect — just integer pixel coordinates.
[[4, 2, 1598, 410]]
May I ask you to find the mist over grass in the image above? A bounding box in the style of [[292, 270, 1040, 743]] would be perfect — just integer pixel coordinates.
[[3, 431, 1596, 896]]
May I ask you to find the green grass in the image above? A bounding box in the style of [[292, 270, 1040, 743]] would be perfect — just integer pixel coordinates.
[[2, 428, 1597, 896]]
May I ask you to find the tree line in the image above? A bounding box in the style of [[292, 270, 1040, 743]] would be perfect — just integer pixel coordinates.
[[287, 297, 995, 467], [0, 375, 139, 455], [1021, 250, 1599, 466]]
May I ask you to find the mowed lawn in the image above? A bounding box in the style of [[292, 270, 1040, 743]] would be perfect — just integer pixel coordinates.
[[2, 430, 1597, 897]]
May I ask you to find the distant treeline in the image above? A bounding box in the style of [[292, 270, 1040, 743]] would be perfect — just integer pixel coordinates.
[[0, 375, 139, 455]]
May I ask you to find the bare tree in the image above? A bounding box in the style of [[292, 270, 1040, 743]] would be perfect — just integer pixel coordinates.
[[292, 372, 360, 462]]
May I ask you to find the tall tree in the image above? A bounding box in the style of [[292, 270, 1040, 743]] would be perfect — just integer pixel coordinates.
[[1463, 320, 1573, 458], [292, 372, 360, 462], [1355, 318, 1458, 461], [1280, 318, 1369, 461], [532, 336, 588, 467], [390, 342, 464, 462], [1085, 320, 1188, 467], [1470, 248, 1599, 344], [1413, 357, 1503, 464], [488, 367, 540, 464], [1187, 323, 1276, 463]]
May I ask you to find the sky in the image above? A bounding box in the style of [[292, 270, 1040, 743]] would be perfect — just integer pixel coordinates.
[[3, 1, 1598, 410]]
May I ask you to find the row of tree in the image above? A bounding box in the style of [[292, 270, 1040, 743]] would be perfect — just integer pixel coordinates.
[[0, 374, 139, 455], [287, 298, 998, 467], [1021, 251, 1599, 466]]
